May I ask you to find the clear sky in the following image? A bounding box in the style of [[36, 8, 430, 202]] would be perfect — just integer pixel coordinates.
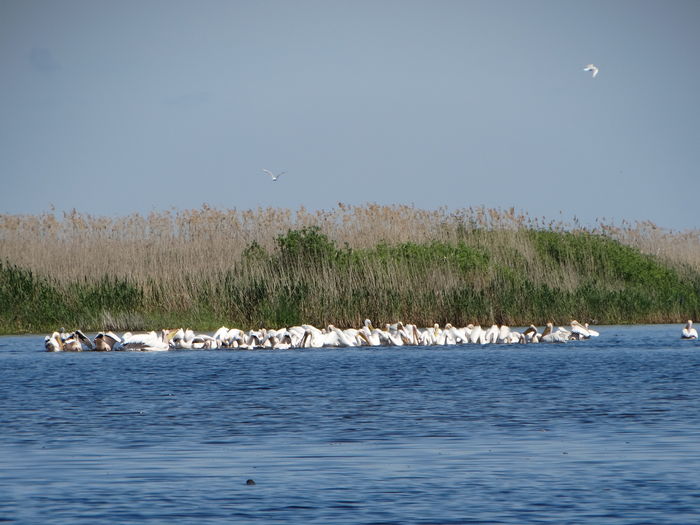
[[1, 0, 698, 229]]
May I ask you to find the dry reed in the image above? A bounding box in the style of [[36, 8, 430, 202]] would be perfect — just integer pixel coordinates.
[[1, 204, 699, 332]]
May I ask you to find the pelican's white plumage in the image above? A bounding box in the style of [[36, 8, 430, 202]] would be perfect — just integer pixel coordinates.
[[444, 323, 465, 345], [497, 325, 511, 344], [325, 325, 351, 347], [213, 326, 231, 346], [583, 64, 599, 78], [171, 328, 195, 349], [94, 331, 121, 351], [682, 320, 698, 340], [483, 324, 499, 345], [570, 320, 591, 340], [300, 325, 326, 348], [469, 325, 484, 345], [523, 325, 540, 343], [43, 315, 607, 351], [540, 322, 569, 343], [61, 330, 93, 351], [584, 323, 600, 337], [44, 332, 63, 352], [120, 330, 171, 351]]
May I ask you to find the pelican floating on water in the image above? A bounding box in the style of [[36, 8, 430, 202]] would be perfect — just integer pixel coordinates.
[[540, 322, 569, 343], [119, 329, 172, 351], [483, 324, 499, 345], [682, 320, 698, 340], [56, 330, 93, 352], [42, 318, 609, 351], [469, 325, 484, 345], [94, 331, 121, 351], [523, 325, 540, 343], [44, 332, 63, 352], [584, 323, 600, 337], [570, 320, 591, 340], [497, 325, 511, 344]]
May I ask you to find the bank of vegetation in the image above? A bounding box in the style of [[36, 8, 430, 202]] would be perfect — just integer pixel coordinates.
[[1, 205, 699, 334]]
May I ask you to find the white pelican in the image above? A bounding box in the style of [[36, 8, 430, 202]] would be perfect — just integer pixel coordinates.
[[262, 169, 285, 181], [44, 332, 63, 352], [460, 324, 474, 343], [192, 334, 219, 349], [570, 320, 591, 340], [287, 325, 308, 347], [508, 331, 525, 344], [382, 324, 405, 346], [327, 325, 356, 347], [430, 324, 445, 346], [583, 64, 599, 78], [523, 325, 540, 343], [94, 331, 121, 351], [584, 323, 600, 337], [681, 320, 698, 340], [213, 326, 231, 346], [401, 323, 421, 345], [226, 328, 246, 348], [469, 325, 484, 345], [356, 319, 379, 346], [444, 323, 465, 345], [62, 330, 93, 351], [497, 325, 511, 344], [540, 323, 569, 343], [396, 322, 418, 345], [243, 329, 266, 349], [261, 328, 293, 349], [557, 326, 573, 340], [120, 330, 172, 351], [541, 322, 552, 339], [483, 324, 499, 345], [360, 321, 383, 346], [346, 326, 369, 346], [415, 326, 433, 346], [274, 329, 294, 349], [171, 328, 196, 349], [300, 326, 327, 348]]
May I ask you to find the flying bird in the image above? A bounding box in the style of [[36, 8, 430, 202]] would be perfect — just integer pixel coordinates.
[[262, 169, 285, 181], [583, 64, 599, 78]]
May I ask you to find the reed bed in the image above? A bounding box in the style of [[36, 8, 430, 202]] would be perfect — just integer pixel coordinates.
[[1, 205, 699, 334]]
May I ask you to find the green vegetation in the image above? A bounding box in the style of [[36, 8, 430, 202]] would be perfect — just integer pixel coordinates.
[[2, 220, 699, 334]]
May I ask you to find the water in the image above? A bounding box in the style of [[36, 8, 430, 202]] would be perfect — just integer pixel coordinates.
[[1, 324, 699, 524]]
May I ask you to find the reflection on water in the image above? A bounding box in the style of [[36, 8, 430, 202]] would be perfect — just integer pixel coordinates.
[[1, 325, 700, 524]]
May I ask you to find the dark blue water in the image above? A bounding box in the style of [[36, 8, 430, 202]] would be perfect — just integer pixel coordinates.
[[1, 325, 700, 524]]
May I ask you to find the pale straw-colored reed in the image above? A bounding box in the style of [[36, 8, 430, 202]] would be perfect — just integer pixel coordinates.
[[1, 204, 698, 328]]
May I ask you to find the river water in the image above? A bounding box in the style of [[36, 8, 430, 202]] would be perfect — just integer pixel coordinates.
[[1, 324, 699, 524]]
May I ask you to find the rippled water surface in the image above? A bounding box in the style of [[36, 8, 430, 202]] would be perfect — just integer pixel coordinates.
[[2, 325, 700, 524]]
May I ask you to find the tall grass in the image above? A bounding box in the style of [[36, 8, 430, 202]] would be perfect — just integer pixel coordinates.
[[1, 205, 699, 334]]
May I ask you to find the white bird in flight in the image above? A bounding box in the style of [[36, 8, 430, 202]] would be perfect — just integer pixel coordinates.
[[583, 64, 599, 78], [262, 169, 285, 181]]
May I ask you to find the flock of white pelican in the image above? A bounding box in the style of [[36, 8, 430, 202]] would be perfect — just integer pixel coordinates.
[[44, 320, 604, 352]]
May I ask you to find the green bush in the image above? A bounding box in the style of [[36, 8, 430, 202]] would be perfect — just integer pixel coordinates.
[[3, 226, 700, 334]]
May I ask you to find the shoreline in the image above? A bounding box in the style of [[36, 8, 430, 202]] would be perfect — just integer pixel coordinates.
[[0, 320, 692, 339], [2, 207, 699, 334]]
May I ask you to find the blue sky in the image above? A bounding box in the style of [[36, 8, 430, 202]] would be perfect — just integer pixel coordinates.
[[1, 0, 698, 229]]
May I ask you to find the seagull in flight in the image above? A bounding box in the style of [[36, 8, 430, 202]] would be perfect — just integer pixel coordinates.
[[262, 169, 285, 182], [583, 64, 599, 78]]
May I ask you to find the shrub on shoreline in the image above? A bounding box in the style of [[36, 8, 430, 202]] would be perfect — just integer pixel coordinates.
[[1, 205, 699, 334]]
